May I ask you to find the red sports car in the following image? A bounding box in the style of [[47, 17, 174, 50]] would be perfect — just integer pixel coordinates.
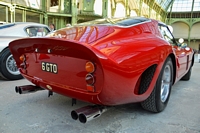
[[9, 17, 194, 123]]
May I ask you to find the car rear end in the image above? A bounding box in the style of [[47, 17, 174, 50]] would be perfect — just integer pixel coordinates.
[[9, 37, 105, 104]]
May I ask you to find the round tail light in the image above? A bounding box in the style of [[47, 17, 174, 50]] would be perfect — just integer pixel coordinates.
[[85, 62, 95, 73], [85, 74, 95, 85], [19, 54, 26, 62]]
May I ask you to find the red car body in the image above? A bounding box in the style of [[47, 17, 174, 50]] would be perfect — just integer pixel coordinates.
[[9, 17, 194, 113]]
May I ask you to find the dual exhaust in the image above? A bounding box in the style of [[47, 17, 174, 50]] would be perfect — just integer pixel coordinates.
[[15, 85, 44, 94], [15, 85, 107, 123], [71, 105, 107, 123]]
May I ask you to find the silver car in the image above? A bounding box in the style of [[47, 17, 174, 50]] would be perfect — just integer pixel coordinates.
[[0, 22, 50, 80]]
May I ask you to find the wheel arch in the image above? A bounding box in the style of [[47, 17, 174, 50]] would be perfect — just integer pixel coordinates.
[[138, 53, 175, 95], [191, 53, 195, 67], [0, 47, 10, 79], [140, 56, 174, 112], [168, 53, 176, 85], [0, 47, 23, 80], [138, 64, 157, 95], [0, 46, 9, 55]]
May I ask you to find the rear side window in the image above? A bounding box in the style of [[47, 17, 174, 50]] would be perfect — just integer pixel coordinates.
[[26, 27, 50, 37], [116, 17, 149, 26], [77, 17, 150, 27], [159, 25, 176, 46]]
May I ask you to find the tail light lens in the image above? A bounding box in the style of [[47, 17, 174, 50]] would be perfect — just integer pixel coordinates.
[[86, 85, 95, 92], [19, 54, 26, 62], [85, 74, 95, 85], [19, 54, 27, 69], [85, 61, 95, 73], [85, 61, 96, 92]]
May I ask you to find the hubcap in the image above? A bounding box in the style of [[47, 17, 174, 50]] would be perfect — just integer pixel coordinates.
[[160, 64, 171, 103], [6, 55, 20, 75]]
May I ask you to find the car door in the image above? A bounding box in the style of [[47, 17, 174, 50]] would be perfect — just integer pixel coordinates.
[[158, 24, 192, 78]]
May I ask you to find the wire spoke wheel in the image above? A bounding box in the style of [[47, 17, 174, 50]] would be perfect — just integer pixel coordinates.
[[6, 54, 20, 75]]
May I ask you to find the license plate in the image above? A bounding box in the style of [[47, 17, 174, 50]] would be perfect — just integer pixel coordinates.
[[41, 62, 58, 74]]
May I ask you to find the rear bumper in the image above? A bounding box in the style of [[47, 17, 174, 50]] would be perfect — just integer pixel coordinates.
[[21, 65, 149, 106], [22, 72, 104, 105]]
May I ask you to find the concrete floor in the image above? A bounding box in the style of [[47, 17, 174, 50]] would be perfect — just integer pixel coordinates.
[[0, 60, 200, 133]]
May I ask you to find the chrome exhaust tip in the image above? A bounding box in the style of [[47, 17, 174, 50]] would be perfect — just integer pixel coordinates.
[[15, 85, 44, 94], [79, 111, 101, 124], [79, 106, 107, 123], [71, 105, 107, 123], [15, 86, 19, 93], [71, 105, 95, 120], [71, 110, 79, 120]]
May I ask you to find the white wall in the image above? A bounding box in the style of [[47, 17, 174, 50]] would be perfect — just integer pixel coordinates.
[[171, 22, 189, 39], [191, 22, 200, 39]]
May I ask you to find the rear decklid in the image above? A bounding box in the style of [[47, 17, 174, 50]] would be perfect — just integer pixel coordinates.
[[9, 37, 104, 94]]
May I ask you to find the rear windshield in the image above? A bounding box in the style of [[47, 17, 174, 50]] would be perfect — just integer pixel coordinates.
[[0, 23, 15, 29], [77, 17, 150, 27], [116, 17, 149, 26]]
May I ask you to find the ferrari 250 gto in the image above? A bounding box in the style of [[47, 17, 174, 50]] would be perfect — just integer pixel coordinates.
[[9, 17, 194, 123]]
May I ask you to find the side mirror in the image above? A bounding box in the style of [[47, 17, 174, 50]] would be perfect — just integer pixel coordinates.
[[178, 38, 188, 48], [181, 43, 188, 48]]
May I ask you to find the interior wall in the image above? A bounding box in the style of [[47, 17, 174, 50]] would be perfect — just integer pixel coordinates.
[[190, 23, 200, 51], [171, 22, 189, 39], [171, 21, 200, 50], [0, 5, 6, 22], [189, 40, 200, 51], [191, 22, 200, 39]]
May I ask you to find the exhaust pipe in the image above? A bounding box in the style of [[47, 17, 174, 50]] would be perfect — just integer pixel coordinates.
[[71, 105, 107, 123], [71, 105, 94, 120], [15, 85, 44, 94]]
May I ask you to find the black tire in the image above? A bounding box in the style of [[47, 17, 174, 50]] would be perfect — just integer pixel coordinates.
[[140, 57, 173, 113], [0, 48, 23, 80], [181, 67, 192, 81]]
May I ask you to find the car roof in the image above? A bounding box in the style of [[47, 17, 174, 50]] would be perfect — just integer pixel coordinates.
[[0, 22, 48, 27]]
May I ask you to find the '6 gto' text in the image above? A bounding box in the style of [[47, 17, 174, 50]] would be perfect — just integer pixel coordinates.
[[41, 62, 58, 74]]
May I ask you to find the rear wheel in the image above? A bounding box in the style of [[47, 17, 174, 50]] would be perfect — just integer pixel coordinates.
[[0, 48, 23, 80], [140, 57, 173, 112]]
